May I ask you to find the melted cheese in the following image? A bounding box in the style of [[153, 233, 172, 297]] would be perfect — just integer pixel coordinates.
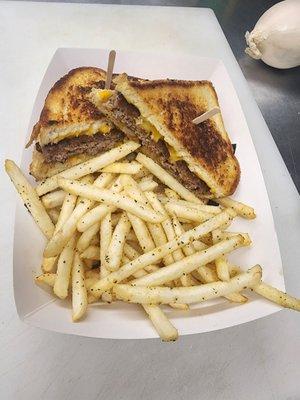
[[137, 117, 181, 162], [96, 89, 113, 102], [167, 145, 181, 162]]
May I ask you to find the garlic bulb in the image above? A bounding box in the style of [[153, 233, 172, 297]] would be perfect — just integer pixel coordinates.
[[245, 0, 300, 69]]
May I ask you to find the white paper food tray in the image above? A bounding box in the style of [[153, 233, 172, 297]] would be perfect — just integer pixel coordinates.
[[13, 48, 284, 339]]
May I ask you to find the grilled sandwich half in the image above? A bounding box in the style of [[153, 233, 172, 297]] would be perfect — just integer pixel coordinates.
[[28, 67, 124, 180], [90, 73, 240, 198]]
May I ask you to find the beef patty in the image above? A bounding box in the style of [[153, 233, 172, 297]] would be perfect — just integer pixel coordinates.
[[99, 93, 210, 197], [36, 129, 124, 163]]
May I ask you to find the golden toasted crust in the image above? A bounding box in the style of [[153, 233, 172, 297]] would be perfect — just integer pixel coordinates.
[[30, 148, 93, 180], [27, 67, 109, 147], [114, 74, 240, 197]]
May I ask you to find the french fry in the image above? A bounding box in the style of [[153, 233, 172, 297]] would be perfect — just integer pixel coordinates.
[[122, 186, 186, 313], [127, 213, 156, 253], [77, 222, 101, 253], [93, 172, 116, 188], [5, 160, 55, 239], [214, 197, 256, 219], [161, 198, 221, 215], [42, 256, 57, 273], [77, 204, 116, 232], [195, 265, 248, 303], [132, 235, 249, 287], [145, 191, 181, 264], [44, 175, 108, 257], [42, 192, 78, 273], [36, 141, 140, 195], [114, 266, 262, 305], [121, 174, 150, 203], [228, 263, 242, 277], [253, 282, 300, 311], [106, 212, 131, 271], [134, 167, 151, 180], [122, 178, 170, 259], [54, 236, 76, 299], [143, 305, 178, 342], [72, 253, 88, 321], [55, 192, 77, 233], [85, 277, 99, 290], [81, 245, 100, 260], [136, 153, 203, 204], [47, 208, 60, 224], [58, 178, 164, 223], [42, 190, 66, 209], [124, 236, 165, 277], [76, 177, 123, 232], [123, 243, 140, 260], [100, 212, 112, 278], [212, 229, 230, 282], [44, 196, 93, 257], [138, 179, 158, 192], [101, 161, 142, 174], [123, 237, 178, 340], [35, 273, 56, 287], [164, 202, 212, 223], [89, 209, 237, 297]]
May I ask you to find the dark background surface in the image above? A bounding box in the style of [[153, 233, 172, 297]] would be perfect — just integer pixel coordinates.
[[18, 0, 300, 191]]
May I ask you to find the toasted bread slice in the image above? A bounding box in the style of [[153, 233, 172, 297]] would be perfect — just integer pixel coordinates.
[[114, 74, 240, 197], [27, 67, 112, 148]]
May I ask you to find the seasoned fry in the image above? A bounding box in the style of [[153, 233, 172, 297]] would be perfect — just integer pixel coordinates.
[[136, 153, 203, 204], [81, 245, 100, 260], [132, 234, 249, 287], [72, 253, 88, 321], [42, 191, 78, 272], [54, 236, 76, 299], [253, 282, 300, 311], [44, 196, 93, 257], [59, 178, 164, 223], [212, 229, 230, 282], [127, 213, 156, 253], [101, 161, 142, 174], [122, 177, 173, 263], [35, 273, 56, 287], [76, 178, 123, 232], [145, 191, 182, 263], [106, 212, 131, 271], [89, 210, 238, 297], [100, 212, 112, 278], [161, 198, 221, 214], [42, 190, 66, 209], [214, 197, 256, 219], [36, 141, 140, 195], [165, 202, 212, 223], [138, 179, 158, 192], [47, 208, 60, 224], [42, 256, 57, 273], [114, 266, 262, 304], [77, 222, 101, 253], [5, 160, 55, 239], [143, 305, 178, 341], [77, 204, 116, 232], [44, 175, 109, 257], [55, 192, 77, 233], [195, 265, 248, 303]]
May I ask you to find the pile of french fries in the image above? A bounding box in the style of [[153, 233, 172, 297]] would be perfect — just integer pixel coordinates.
[[5, 141, 300, 341]]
